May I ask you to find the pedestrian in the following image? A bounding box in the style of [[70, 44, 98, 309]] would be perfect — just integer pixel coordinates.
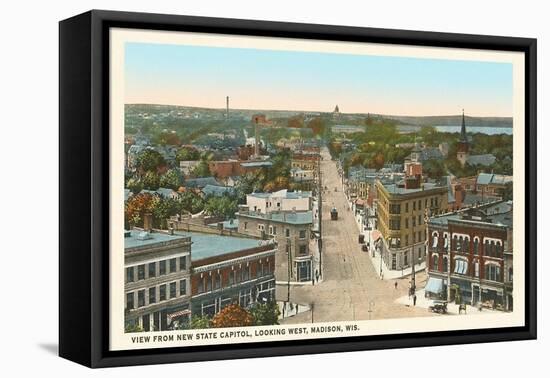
[[413, 295, 417, 306], [394, 282, 398, 290], [315, 269, 319, 283]]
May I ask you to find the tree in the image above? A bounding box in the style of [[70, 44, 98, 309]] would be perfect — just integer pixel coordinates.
[[160, 169, 182, 190], [190, 160, 211, 178], [126, 177, 143, 194], [249, 301, 280, 326], [136, 149, 166, 174], [151, 196, 180, 229], [125, 323, 144, 333], [142, 170, 160, 190], [308, 117, 326, 136], [125, 193, 154, 228], [176, 147, 200, 162], [190, 315, 211, 329], [423, 159, 446, 179], [179, 191, 205, 214], [211, 304, 254, 328], [204, 196, 238, 219]]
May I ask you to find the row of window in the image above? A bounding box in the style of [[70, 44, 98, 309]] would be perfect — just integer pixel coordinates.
[[404, 215, 424, 229], [431, 236, 504, 257], [126, 256, 188, 283], [250, 223, 307, 239], [388, 197, 440, 215], [126, 279, 187, 310], [430, 255, 510, 282], [404, 231, 425, 246], [197, 261, 272, 294]]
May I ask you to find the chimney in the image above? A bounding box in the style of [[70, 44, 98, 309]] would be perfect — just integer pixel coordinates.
[[143, 213, 153, 232]]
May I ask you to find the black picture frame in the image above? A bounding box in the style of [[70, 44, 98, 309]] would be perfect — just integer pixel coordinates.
[[59, 9, 537, 368]]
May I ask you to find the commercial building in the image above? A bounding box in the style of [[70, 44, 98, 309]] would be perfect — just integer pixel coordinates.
[[237, 209, 315, 282], [425, 201, 513, 311], [188, 233, 276, 316], [124, 230, 192, 331], [376, 179, 448, 271]]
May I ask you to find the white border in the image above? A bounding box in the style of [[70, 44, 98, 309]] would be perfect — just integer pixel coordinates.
[[110, 28, 525, 351]]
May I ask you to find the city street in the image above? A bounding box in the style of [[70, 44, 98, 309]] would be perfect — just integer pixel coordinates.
[[277, 147, 430, 323]]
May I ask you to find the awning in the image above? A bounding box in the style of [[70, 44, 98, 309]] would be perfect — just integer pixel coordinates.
[[432, 236, 438, 248], [167, 309, 191, 320], [425, 277, 444, 294]]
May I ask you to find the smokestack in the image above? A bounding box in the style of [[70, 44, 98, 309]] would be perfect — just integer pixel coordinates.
[[255, 118, 260, 158], [143, 213, 153, 232], [226, 96, 229, 119]]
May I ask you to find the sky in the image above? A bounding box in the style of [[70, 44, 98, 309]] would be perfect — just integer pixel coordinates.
[[124, 42, 513, 117]]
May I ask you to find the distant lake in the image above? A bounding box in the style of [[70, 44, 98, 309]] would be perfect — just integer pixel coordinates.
[[397, 125, 513, 135]]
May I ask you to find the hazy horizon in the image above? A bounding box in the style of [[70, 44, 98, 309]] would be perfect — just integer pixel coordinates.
[[125, 43, 513, 117]]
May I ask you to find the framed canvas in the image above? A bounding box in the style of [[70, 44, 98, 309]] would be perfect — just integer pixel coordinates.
[[59, 10, 537, 368]]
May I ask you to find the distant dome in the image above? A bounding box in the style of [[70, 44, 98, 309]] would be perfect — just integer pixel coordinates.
[[334, 105, 340, 113]]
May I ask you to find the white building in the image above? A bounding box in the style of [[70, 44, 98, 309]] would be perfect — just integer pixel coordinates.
[[246, 189, 312, 214]]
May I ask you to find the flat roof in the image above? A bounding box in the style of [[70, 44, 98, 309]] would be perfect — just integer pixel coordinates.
[[174, 231, 265, 261], [124, 230, 190, 250]]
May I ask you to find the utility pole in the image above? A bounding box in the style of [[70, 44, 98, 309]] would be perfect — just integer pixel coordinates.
[[287, 238, 291, 304]]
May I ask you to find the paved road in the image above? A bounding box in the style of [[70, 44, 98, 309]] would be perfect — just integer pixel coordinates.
[[277, 147, 429, 323]]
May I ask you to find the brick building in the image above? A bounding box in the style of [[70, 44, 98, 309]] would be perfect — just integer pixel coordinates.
[[188, 233, 276, 316], [425, 201, 513, 311]]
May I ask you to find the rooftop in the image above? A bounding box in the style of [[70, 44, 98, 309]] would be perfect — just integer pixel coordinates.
[[238, 210, 313, 225], [124, 230, 190, 250], [248, 189, 312, 200], [174, 231, 267, 261], [429, 200, 513, 228]]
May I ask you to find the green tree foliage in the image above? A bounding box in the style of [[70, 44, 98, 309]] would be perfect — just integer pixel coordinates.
[[176, 146, 201, 162], [136, 149, 166, 174], [126, 177, 143, 194], [159, 168, 183, 190], [204, 196, 238, 220], [189, 315, 212, 329], [154, 130, 181, 146], [190, 160, 212, 178], [151, 196, 180, 229], [308, 117, 326, 136], [249, 301, 280, 326], [142, 170, 160, 190], [423, 159, 446, 179], [125, 323, 144, 333], [179, 191, 205, 214]]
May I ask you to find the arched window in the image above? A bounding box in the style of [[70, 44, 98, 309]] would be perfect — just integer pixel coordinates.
[[508, 267, 513, 281], [442, 256, 448, 273], [473, 238, 479, 255], [463, 237, 470, 253], [490, 241, 496, 257], [453, 235, 458, 251], [458, 236, 463, 252], [484, 240, 490, 256]]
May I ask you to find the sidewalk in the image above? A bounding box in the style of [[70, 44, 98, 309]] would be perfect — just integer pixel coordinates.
[[395, 289, 497, 316], [367, 243, 426, 280]]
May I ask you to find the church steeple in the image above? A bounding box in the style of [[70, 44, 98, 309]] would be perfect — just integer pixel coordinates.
[[456, 109, 470, 167]]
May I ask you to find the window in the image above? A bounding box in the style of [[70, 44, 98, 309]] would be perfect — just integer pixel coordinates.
[[299, 230, 306, 239], [442, 256, 448, 273], [389, 219, 401, 231], [412, 217, 416, 227], [405, 203, 409, 213], [413, 233, 416, 243], [159, 285, 167, 301], [474, 261, 480, 277], [126, 292, 134, 310], [418, 215, 422, 225], [169, 258, 177, 273], [179, 256, 187, 271], [454, 259, 468, 275], [432, 255, 439, 271], [159, 260, 166, 275], [258, 224, 265, 231], [405, 218, 409, 229], [149, 287, 156, 304], [405, 235, 409, 245], [148, 262, 156, 278], [485, 264, 501, 282], [508, 268, 513, 281], [418, 200, 422, 210], [206, 275, 213, 291], [137, 265, 145, 280], [138, 290, 145, 308], [244, 222, 248, 230], [413, 201, 416, 211], [285, 228, 290, 237], [170, 282, 177, 298], [299, 245, 307, 255], [389, 204, 401, 214], [180, 279, 187, 296], [126, 267, 134, 283], [473, 239, 479, 255], [215, 274, 221, 289], [229, 270, 235, 285]]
